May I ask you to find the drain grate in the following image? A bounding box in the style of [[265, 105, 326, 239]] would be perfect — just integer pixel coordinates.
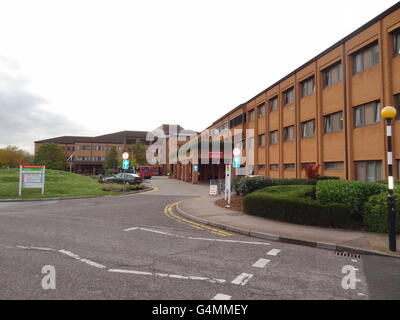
[[335, 251, 361, 259]]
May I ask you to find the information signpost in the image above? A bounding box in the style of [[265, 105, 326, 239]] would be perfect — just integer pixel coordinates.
[[19, 165, 45, 196]]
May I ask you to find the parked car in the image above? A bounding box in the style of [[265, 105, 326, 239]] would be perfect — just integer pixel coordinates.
[[102, 173, 143, 185]]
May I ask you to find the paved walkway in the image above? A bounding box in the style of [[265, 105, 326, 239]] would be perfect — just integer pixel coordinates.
[[175, 191, 400, 258]]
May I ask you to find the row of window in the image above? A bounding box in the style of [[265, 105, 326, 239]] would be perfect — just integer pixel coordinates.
[[254, 96, 399, 146], [76, 156, 106, 161], [257, 160, 400, 182], [244, 30, 400, 121], [77, 145, 122, 151]]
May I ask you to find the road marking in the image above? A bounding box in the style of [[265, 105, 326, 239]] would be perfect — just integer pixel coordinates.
[[252, 258, 271, 268], [124, 227, 270, 245], [352, 259, 358, 262], [108, 268, 226, 284], [164, 202, 231, 237], [357, 293, 366, 296], [267, 248, 281, 256], [213, 294, 232, 300], [231, 273, 253, 285], [59, 249, 106, 269]]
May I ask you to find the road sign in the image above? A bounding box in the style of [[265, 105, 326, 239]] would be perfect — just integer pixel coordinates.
[[233, 147, 241, 157], [19, 165, 45, 196], [194, 165, 198, 172], [122, 152, 129, 160], [209, 185, 218, 196], [233, 156, 241, 168], [122, 160, 130, 170]]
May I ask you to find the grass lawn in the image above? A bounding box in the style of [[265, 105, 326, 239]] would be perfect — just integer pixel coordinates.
[[0, 168, 121, 199]]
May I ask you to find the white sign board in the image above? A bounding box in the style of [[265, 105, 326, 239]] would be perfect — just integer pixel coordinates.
[[209, 185, 218, 196], [19, 165, 45, 196]]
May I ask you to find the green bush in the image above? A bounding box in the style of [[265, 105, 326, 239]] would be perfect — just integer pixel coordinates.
[[316, 180, 386, 220], [234, 177, 317, 196], [363, 192, 400, 233], [243, 185, 354, 228]]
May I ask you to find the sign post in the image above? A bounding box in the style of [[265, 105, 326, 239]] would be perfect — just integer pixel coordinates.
[[19, 165, 45, 196], [225, 164, 231, 208], [122, 152, 130, 192]]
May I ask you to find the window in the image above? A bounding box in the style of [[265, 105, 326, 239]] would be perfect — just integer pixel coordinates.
[[249, 109, 255, 121], [258, 103, 265, 118], [323, 62, 342, 88], [229, 113, 246, 128], [393, 29, 400, 56], [354, 101, 381, 127], [324, 111, 344, 133], [269, 130, 278, 145], [258, 164, 266, 171], [247, 137, 254, 149], [284, 125, 295, 142], [258, 134, 265, 147], [67, 146, 75, 151], [300, 77, 315, 98], [284, 163, 295, 170], [394, 94, 400, 120], [269, 97, 278, 111], [269, 164, 279, 171], [398, 160, 400, 180], [283, 88, 294, 105], [94, 145, 106, 151], [77, 145, 91, 150], [353, 42, 379, 74], [301, 119, 315, 138], [355, 160, 382, 182], [325, 162, 344, 170]]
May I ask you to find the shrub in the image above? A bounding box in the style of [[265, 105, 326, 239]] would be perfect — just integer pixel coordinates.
[[233, 177, 317, 196], [317, 176, 340, 181], [243, 185, 353, 228], [363, 192, 400, 233], [316, 180, 386, 220], [304, 164, 320, 179]]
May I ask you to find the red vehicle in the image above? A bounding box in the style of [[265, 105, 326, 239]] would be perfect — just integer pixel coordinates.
[[137, 166, 153, 179]]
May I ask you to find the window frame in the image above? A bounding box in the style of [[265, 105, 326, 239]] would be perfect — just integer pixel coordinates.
[[258, 134, 265, 147], [284, 125, 295, 142], [283, 87, 294, 106], [269, 130, 279, 145], [324, 161, 344, 170], [324, 111, 344, 134], [300, 76, 315, 98], [354, 101, 381, 128], [269, 97, 278, 112], [322, 62, 343, 88], [393, 29, 400, 57], [355, 160, 382, 182], [284, 163, 295, 170], [352, 42, 380, 74], [257, 103, 265, 118], [301, 119, 316, 138]]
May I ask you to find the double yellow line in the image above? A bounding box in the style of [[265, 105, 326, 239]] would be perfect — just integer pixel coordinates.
[[164, 201, 231, 237]]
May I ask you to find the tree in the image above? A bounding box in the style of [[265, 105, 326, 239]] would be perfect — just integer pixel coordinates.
[[0, 145, 29, 168], [103, 147, 118, 171], [129, 141, 147, 165], [34, 143, 67, 170]]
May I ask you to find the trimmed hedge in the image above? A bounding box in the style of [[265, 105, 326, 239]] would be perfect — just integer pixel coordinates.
[[316, 180, 386, 220], [243, 185, 354, 228], [363, 192, 400, 233], [234, 177, 317, 196]]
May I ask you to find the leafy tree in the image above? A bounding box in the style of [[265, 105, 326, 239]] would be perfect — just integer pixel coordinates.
[[0, 145, 29, 168], [103, 147, 118, 171], [34, 143, 67, 169], [129, 141, 147, 165]]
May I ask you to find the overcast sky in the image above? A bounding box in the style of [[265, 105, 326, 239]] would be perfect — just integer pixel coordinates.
[[0, 0, 399, 153]]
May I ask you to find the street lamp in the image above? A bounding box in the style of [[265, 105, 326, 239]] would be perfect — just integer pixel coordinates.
[[381, 106, 397, 252]]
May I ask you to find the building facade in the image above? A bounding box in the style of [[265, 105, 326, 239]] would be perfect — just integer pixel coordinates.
[[172, 3, 400, 184]]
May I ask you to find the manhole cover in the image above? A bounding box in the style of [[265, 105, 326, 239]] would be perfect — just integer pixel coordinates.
[[335, 251, 361, 259]]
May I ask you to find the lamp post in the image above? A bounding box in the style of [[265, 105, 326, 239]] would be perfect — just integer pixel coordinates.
[[381, 106, 397, 252]]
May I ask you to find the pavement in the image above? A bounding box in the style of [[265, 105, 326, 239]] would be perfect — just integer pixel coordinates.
[[175, 185, 400, 258]]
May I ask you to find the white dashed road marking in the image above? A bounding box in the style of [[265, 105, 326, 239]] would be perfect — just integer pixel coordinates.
[[252, 258, 271, 268], [124, 227, 270, 246], [108, 269, 226, 284], [231, 273, 253, 285], [213, 293, 232, 300], [267, 248, 281, 256], [59, 249, 106, 269]]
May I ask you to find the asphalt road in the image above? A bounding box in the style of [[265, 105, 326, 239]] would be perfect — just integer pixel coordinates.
[[0, 177, 399, 300]]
